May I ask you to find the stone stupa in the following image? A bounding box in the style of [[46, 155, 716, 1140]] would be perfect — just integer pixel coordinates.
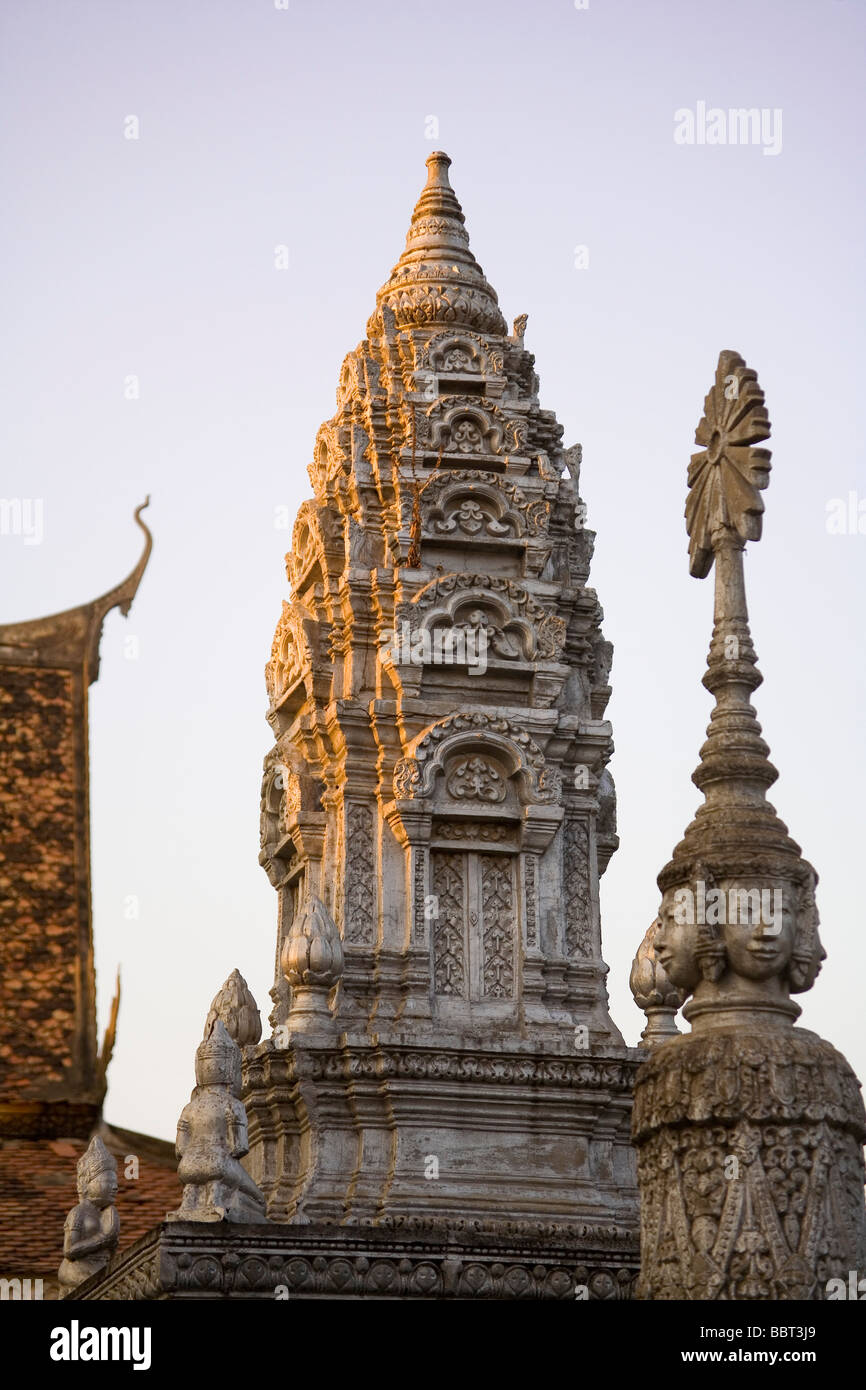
[[72, 152, 641, 1301]]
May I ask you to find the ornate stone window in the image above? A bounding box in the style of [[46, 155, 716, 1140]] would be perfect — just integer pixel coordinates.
[[431, 849, 517, 1000]]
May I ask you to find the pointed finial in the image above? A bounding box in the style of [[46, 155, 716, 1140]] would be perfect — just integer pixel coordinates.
[[659, 350, 802, 891], [629, 919, 684, 1045], [205, 969, 262, 1047], [652, 350, 825, 1034], [281, 895, 343, 1035], [371, 151, 506, 337], [425, 150, 453, 187], [685, 350, 771, 578]]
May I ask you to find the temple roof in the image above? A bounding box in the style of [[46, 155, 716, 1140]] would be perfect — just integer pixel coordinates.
[[0, 1123, 179, 1299], [0, 499, 152, 682]]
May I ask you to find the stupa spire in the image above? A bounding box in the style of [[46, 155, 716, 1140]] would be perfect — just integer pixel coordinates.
[[659, 351, 802, 895], [399, 151, 471, 261], [371, 150, 507, 337]]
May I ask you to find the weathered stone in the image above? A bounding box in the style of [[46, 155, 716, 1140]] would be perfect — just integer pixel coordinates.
[[71, 1219, 638, 1301], [633, 351, 866, 1300], [247, 150, 639, 1248], [280, 895, 343, 1035], [205, 969, 262, 1047], [58, 1137, 119, 1292], [629, 919, 684, 1045], [167, 1019, 267, 1224]]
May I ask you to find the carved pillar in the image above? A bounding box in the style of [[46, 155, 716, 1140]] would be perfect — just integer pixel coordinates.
[[633, 351, 866, 1300], [520, 849, 545, 1016]]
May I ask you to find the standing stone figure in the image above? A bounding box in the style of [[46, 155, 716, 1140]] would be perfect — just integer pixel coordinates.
[[58, 1136, 119, 1292], [167, 1017, 267, 1224], [633, 351, 866, 1300]]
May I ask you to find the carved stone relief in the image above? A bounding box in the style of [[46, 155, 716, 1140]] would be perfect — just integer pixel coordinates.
[[564, 819, 593, 957], [344, 802, 375, 946], [481, 856, 515, 999], [431, 851, 467, 997], [523, 853, 538, 948]]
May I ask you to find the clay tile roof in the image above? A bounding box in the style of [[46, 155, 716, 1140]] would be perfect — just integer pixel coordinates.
[[0, 1122, 179, 1298]]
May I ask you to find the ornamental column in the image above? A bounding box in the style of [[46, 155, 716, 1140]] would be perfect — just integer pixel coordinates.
[[632, 351, 866, 1300]]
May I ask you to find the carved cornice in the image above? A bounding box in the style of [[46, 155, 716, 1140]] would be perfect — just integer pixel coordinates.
[[74, 1221, 639, 1301], [245, 1040, 640, 1095]]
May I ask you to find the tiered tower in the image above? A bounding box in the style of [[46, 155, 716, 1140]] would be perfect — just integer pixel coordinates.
[[246, 153, 638, 1277]]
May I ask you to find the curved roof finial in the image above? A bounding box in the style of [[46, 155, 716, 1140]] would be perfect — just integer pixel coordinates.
[[0, 496, 154, 682]]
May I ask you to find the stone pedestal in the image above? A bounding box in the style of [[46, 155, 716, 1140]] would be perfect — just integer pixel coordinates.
[[243, 1037, 639, 1239], [633, 1028, 866, 1300]]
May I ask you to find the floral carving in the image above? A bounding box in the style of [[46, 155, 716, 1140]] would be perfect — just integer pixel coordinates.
[[435, 821, 514, 844], [503, 418, 529, 453], [393, 757, 423, 799], [432, 852, 467, 996], [452, 418, 484, 452], [265, 602, 317, 701], [413, 848, 428, 945], [415, 330, 505, 377], [523, 854, 538, 947], [421, 470, 550, 540], [450, 498, 488, 533], [634, 1033, 866, 1300], [686, 350, 772, 578], [89, 1227, 638, 1301], [446, 756, 507, 804], [345, 802, 375, 945], [481, 856, 515, 998], [564, 819, 592, 957], [381, 282, 507, 337], [407, 574, 565, 663], [419, 397, 504, 455], [403, 712, 559, 805]]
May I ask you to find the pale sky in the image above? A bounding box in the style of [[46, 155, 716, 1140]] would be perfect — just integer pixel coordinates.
[[2, 0, 863, 1141]]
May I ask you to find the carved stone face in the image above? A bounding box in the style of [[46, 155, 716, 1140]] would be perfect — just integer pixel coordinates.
[[653, 891, 701, 993], [720, 879, 795, 982], [85, 1168, 117, 1209]]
